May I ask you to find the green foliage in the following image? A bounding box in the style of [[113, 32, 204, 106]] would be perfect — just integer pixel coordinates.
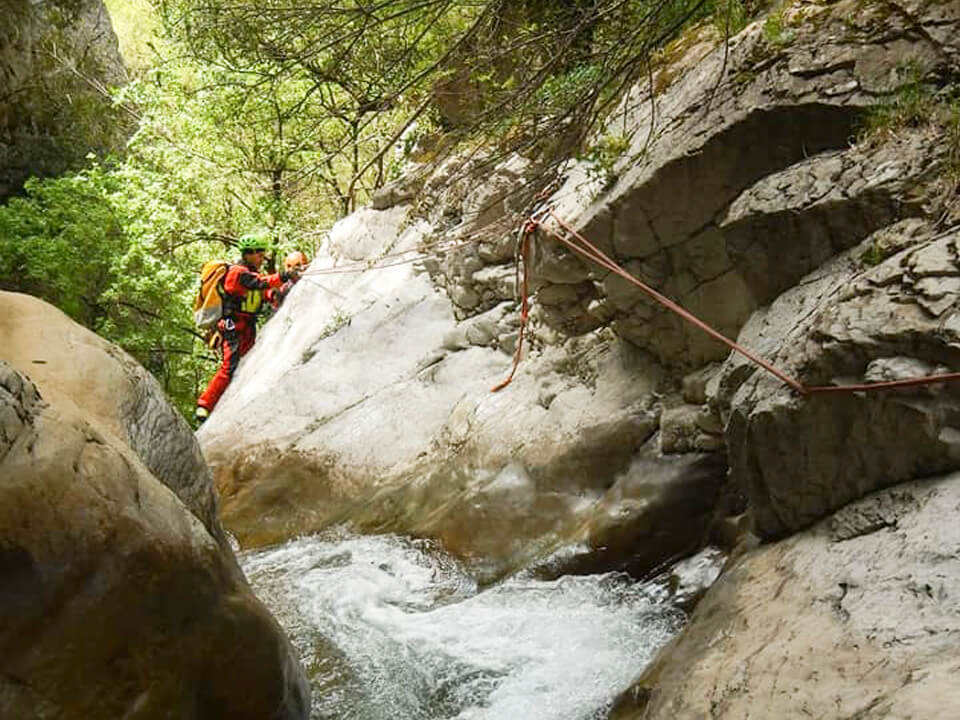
[[0, 167, 125, 327], [859, 240, 888, 267], [103, 0, 161, 75], [580, 133, 631, 187], [713, 0, 751, 36], [0, 164, 215, 418], [535, 65, 603, 116], [762, 7, 795, 47], [1, 0, 778, 425], [152, 0, 738, 195], [860, 62, 960, 219], [106, 49, 345, 259], [861, 62, 938, 137], [319, 310, 351, 342]]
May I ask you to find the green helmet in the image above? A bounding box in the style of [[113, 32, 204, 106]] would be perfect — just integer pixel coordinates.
[[237, 230, 271, 253]]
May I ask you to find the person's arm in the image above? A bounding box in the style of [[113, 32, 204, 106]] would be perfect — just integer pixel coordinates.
[[224, 266, 284, 295], [266, 277, 298, 308]]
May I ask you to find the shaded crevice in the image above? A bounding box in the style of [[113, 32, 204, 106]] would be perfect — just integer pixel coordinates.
[[626, 103, 867, 247], [832, 581, 852, 622], [722, 192, 916, 305], [538, 101, 870, 358], [834, 517, 898, 542], [297, 393, 373, 438], [789, 59, 857, 79]]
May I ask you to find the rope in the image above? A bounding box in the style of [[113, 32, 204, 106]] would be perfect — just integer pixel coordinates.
[[544, 209, 806, 392], [298, 238, 475, 277], [491, 219, 536, 392], [492, 206, 960, 395]]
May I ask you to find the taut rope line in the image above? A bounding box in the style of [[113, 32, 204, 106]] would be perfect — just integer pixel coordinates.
[[492, 206, 960, 394]]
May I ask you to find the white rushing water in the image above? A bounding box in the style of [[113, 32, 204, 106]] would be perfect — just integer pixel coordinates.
[[241, 528, 687, 720]]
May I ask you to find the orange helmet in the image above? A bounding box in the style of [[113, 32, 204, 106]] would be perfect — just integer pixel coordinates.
[[284, 250, 308, 272]]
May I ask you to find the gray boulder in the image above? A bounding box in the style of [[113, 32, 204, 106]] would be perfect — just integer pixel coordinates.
[[198, 205, 724, 582], [0, 0, 130, 197], [0, 294, 309, 719], [610, 472, 960, 719], [714, 222, 960, 538], [532, 0, 956, 367], [0, 291, 223, 540]]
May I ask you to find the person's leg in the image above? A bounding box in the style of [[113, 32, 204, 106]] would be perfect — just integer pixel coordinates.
[[197, 321, 241, 416], [237, 323, 256, 358]]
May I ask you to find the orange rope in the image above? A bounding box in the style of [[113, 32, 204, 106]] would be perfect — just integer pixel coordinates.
[[544, 209, 805, 392], [491, 221, 535, 392], [493, 206, 960, 395]]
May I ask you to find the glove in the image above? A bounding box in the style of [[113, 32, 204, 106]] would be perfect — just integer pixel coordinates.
[[280, 268, 300, 282]]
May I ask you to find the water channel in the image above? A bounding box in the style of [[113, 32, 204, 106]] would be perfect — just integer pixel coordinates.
[[242, 528, 719, 719]]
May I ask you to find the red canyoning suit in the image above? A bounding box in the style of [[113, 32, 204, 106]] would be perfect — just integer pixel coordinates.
[[196, 261, 285, 413]]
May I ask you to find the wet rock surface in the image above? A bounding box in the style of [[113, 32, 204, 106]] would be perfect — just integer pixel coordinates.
[[4, 0, 960, 714], [200, 0, 960, 590]]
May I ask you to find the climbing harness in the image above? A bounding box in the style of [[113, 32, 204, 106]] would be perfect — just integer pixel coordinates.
[[492, 206, 960, 395]]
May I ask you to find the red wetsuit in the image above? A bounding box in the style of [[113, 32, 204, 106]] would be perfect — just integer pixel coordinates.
[[197, 262, 284, 413]]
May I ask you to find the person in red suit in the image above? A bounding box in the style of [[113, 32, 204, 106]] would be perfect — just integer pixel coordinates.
[[195, 233, 300, 423]]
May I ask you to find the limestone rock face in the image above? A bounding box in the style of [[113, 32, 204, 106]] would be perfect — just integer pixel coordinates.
[[197, 0, 960, 587], [0, 295, 309, 720], [713, 223, 960, 538], [609, 473, 960, 719], [199, 208, 726, 582], [532, 0, 957, 368]]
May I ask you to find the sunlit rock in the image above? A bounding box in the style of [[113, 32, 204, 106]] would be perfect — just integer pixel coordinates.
[[532, 0, 955, 367], [198, 0, 960, 590], [0, 291, 221, 538], [198, 202, 723, 581]]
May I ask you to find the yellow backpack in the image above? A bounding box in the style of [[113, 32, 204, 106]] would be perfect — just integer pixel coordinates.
[[193, 260, 231, 330]]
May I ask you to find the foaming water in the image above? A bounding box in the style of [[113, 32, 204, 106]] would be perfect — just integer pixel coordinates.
[[241, 528, 684, 720]]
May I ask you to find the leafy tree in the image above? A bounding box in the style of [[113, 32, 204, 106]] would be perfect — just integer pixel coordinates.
[[103, 0, 161, 74], [0, 163, 214, 417], [153, 0, 728, 201], [0, 0, 763, 424], [0, 167, 125, 327]]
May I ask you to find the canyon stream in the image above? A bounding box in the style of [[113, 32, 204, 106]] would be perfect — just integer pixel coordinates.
[[242, 528, 723, 719]]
